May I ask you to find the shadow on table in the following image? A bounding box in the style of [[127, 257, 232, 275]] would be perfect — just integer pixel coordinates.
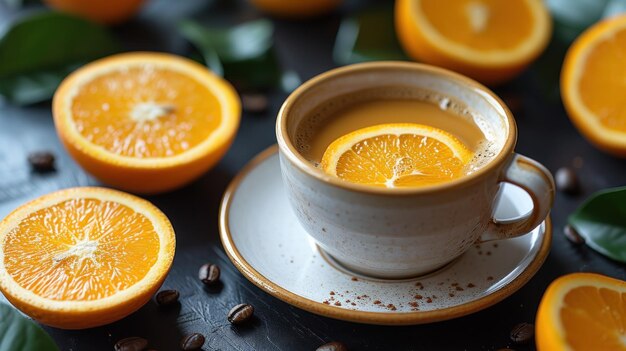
[[43, 300, 184, 350]]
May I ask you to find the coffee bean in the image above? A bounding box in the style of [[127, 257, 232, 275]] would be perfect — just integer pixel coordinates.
[[114, 336, 148, 351], [555, 167, 580, 195], [573, 156, 584, 169], [155, 289, 179, 306], [180, 333, 205, 350], [27, 151, 55, 173], [563, 224, 585, 245], [510, 322, 534, 344], [241, 93, 269, 114], [198, 263, 220, 285], [316, 341, 348, 351], [227, 303, 254, 324]]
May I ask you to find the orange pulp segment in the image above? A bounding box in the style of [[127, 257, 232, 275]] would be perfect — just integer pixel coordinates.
[[71, 66, 222, 158]]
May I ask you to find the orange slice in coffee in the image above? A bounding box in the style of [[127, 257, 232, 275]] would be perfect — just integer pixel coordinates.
[[320, 123, 473, 188]]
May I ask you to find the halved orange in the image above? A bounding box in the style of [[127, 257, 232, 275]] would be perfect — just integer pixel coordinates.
[[320, 123, 473, 188], [0, 187, 175, 329], [561, 14, 626, 157], [53, 52, 241, 194], [536, 273, 626, 351], [395, 0, 551, 85]]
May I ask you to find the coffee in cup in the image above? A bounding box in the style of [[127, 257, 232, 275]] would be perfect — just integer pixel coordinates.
[[293, 86, 504, 188]]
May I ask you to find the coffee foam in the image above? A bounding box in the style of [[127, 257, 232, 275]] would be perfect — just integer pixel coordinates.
[[466, 117, 500, 174], [294, 86, 505, 173]]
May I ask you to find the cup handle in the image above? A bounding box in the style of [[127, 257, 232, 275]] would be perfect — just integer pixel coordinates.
[[480, 153, 555, 242]]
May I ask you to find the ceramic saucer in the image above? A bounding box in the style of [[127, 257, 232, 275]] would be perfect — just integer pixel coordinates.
[[219, 146, 552, 325]]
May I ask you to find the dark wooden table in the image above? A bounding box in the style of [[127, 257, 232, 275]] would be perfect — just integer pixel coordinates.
[[1, 1, 625, 350]]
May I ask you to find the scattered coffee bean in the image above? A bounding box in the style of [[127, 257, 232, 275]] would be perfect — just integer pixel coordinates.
[[114, 336, 148, 351], [180, 333, 205, 350], [27, 151, 55, 173], [555, 167, 580, 195], [573, 156, 584, 169], [316, 341, 348, 351], [227, 303, 254, 324], [155, 289, 179, 306], [563, 224, 585, 245], [241, 93, 269, 114], [198, 263, 220, 285], [510, 322, 535, 344]]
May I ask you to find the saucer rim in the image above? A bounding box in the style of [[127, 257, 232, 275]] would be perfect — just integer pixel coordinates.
[[219, 145, 553, 325]]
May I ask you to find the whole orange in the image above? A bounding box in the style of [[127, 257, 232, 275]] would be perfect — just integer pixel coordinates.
[[44, 0, 145, 24]]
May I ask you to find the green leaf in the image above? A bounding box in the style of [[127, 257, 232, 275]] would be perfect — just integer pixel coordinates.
[[1, 0, 23, 8], [1, 0, 39, 9], [280, 70, 301, 92], [548, 0, 626, 43], [179, 19, 297, 91], [0, 303, 59, 351], [333, 6, 409, 65], [569, 186, 626, 263], [180, 19, 273, 62], [0, 11, 120, 105], [603, 0, 626, 17], [0, 64, 80, 105], [178, 20, 225, 76]]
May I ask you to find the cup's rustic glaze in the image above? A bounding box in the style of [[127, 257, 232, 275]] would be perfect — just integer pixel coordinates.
[[276, 62, 554, 278]]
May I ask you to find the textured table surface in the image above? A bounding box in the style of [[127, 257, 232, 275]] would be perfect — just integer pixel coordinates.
[[1, 1, 625, 350]]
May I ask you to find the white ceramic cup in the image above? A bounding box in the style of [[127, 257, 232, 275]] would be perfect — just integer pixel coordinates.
[[276, 62, 554, 279]]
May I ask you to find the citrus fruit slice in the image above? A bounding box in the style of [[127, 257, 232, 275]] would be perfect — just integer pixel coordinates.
[[249, 0, 340, 18], [43, 0, 145, 24], [561, 14, 626, 157], [536, 273, 626, 351], [395, 0, 551, 85], [0, 187, 176, 329], [320, 123, 473, 188], [53, 52, 241, 194]]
